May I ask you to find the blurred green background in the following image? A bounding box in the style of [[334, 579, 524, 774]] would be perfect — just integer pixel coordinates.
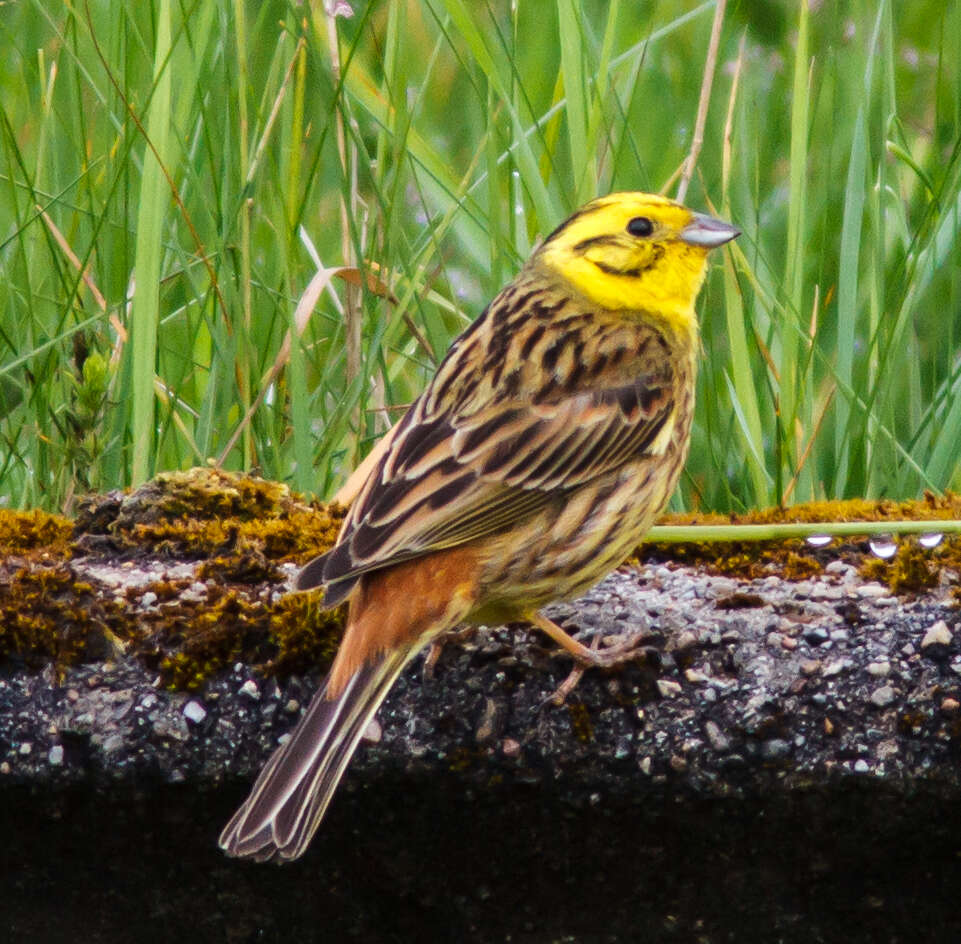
[[1, 0, 959, 514]]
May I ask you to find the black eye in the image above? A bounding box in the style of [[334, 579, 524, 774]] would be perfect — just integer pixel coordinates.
[[627, 216, 654, 237]]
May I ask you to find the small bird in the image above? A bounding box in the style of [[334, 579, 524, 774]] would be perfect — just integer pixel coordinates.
[[220, 192, 739, 862]]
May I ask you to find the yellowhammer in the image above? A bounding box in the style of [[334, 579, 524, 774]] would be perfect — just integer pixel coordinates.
[[220, 191, 739, 862]]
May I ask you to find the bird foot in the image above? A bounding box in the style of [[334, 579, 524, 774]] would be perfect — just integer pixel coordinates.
[[542, 631, 652, 707]]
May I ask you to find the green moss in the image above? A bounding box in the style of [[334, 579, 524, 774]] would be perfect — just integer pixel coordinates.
[[0, 564, 126, 671], [266, 592, 345, 680], [133, 584, 346, 692], [0, 509, 73, 558], [640, 491, 961, 587], [1, 469, 349, 689], [74, 466, 345, 564], [860, 542, 939, 594]]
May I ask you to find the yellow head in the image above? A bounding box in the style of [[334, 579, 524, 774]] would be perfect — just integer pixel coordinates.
[[535, 192, 739, 335]]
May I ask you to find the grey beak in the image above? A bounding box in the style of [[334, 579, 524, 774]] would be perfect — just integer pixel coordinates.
[[680, 212, 741, 248]]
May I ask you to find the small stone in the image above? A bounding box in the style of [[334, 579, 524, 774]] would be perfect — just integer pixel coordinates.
[[639, 756, 652, 775], [704, 720, 730, 752], [656, 679, 683, 698], [940, 697, 960, 715], [183, 700, 207, 724], [362, 718, 382, 742], [853, 759, 870, 773], [48, 745, 64, 766], [614, 736, 633, 760], [857, 583, 891, 599], [761, 739, 790, 760], [102, 734, 125, 754], [152, 717, 189, 742], [141, 591, 158, 607], [870, 685, 897, 708], [0, 762, 9, 775], [239, 679, 261, 700], [781, 636, 798, 651], [800, 659, 821, 676], [669, 754, 687, 772], [823, 659, 851, 678], [67, 689, 80, 703], [803, 627, 831, 646], [921, 620, 953, 658], [876, 739, 899, 760], [501, 738, 521, 758], [670, 631, 698, 652], [866, 661, 891, 677], [684, 669, 709, 684], [284, 699, 301, 714], [19, 742, 32, 756]]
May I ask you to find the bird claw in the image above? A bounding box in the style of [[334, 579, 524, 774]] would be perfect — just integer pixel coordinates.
[[541, 631, 652, 708]]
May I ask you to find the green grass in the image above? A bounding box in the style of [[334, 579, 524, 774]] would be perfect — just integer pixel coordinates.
[[1, 0, 960, 515]]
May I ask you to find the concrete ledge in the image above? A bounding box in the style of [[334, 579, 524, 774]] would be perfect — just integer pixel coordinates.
[[3, 550, 961, 941]]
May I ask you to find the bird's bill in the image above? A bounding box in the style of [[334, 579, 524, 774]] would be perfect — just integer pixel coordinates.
[[679, 213, 741, 248]]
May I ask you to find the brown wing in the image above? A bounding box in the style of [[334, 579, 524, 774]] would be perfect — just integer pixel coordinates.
[[305, 327, 675, 602]]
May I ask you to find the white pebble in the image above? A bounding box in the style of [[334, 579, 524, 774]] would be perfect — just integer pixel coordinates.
[[921, 620, 952, 651], [183, 700, 207, 723]]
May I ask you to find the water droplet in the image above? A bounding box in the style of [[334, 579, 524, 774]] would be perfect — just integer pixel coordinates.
[[805, 533, 833, 548], [919, 532, 944, 549], [868, 535, 898, 559]]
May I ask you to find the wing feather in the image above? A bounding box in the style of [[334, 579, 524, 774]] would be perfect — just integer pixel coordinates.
[[316, 310, 677, 594]]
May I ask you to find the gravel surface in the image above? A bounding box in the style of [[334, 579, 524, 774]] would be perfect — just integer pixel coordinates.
[[3, 553, 961, 942]]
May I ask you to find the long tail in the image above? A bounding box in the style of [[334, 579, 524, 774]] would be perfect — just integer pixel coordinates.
[[218, 646, 417, 863]]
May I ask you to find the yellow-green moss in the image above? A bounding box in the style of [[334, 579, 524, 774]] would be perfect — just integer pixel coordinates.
[[2, 469, 348, 689], [656, 491, 961, 529], [639, 491, 961, 587], [0, 509, 73, 558], [0, 564, 126, 672], [860, 542, 940, 594], [266, 592, 346, 680], [135, 584, 346, 692], [634, 539, 824, 581], [74, 466, 345, 564]]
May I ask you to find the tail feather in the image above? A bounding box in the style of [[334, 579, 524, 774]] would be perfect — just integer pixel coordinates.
[[219, 647, 416, 863]]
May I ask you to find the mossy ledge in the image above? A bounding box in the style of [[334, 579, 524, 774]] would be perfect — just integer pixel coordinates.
[[2, 469, 960, 688], [3, 471, 961, 942], [1, 467, 346, 688]]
